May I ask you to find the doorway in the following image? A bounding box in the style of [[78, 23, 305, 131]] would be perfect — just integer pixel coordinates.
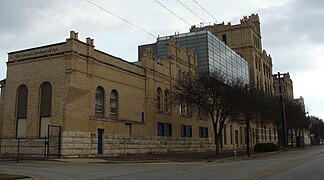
[[98, 128, 104, 155]]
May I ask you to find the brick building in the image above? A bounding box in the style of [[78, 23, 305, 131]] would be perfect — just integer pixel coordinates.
[[0, 31, 218, 156], [273, 72, 294, 100], [0, 30, 278, 157]]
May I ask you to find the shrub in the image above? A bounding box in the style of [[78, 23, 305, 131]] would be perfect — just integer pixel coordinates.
[[254, 143, 277, 152]]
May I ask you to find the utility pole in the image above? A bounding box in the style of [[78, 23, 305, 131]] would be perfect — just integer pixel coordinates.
[[277, 72, 288, 151]]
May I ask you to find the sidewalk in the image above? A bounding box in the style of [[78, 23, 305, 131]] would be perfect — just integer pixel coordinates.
[[55, 148, 277, 164]]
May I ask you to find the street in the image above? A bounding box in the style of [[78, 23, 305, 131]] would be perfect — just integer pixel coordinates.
[[0, 146, 323, 180]]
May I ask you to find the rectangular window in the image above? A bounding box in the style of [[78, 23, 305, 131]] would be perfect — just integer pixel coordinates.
[[199, 127, 208, 138], [181, 125, 186, 137], [222, 34, 227, 45], [40, 117, 51, 138], [16, 118, 27, 138], [157, 122, 172, 137], [240, 126, 243, 145], [180, 102, 189, 116], [157, 122, 164, 136], [252, 128, 255, 144], [230, 125, 233, 145], [110, 99, 117, 114], [186, 125, 192, 137], [244, 127, 247, 145], [165, 123, 172, 137], [181, 125, 192, 137], [224, 125, 227, 145]]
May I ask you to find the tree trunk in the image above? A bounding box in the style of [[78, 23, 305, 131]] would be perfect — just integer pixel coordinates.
[[213, 123, 220, 157], [215, 133, 221, 157]]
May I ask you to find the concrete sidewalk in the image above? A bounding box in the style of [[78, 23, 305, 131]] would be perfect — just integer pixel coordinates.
[[54, 148, 276, 163]]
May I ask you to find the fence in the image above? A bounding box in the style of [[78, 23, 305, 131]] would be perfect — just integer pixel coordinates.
[[0, 125, 61, 162]]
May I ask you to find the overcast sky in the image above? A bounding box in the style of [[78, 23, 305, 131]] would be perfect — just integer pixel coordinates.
[[0, 0, 323, 119]]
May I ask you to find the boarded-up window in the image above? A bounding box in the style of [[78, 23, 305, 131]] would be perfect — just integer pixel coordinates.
[[16, 85, 28, 138], [17, 118, 27, 138], [40, 117, 51, 138]]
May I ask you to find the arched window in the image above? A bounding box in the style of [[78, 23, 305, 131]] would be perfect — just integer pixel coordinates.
[[110, 90, 118, 115], [157, 88, 162, 111], [40, 82, 52, 138], [164, 90, 169, 113], [95, 87, 104, 117], [16, 85, 28, 138]]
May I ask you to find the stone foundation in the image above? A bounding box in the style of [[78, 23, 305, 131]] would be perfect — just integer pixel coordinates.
[[61, 131, 215, 157]]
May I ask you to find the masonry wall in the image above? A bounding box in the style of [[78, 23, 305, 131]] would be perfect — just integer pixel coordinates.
[[2, 48, 70, 138], [0, 31, 279, 157], [61, 131, 214, 156]]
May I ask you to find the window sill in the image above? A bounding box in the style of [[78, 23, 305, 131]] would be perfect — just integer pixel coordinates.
[[180, 115, 192, 118], [110, 114, 118, 120], [157, 111, 172, 115], [90, 116, 145, 125]]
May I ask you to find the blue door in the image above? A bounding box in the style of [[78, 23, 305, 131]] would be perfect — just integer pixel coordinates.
[[98, 128, 104, 155]]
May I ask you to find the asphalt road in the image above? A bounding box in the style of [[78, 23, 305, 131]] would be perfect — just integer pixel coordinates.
[[0, 146, 323, 180]]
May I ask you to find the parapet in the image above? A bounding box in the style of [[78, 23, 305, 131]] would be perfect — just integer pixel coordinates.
[[262, 50, 272, 62], [69, 31, 79, 40], [240, 13, 260, 24]]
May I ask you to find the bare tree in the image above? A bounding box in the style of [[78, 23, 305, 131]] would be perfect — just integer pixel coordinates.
[[230, 86, 272, 156], [172, 72, 240, 156], [285, 100, 310, 147], [310, 116, 324, 145]]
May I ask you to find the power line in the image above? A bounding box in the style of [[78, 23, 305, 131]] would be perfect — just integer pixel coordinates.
[[154, 0, 192, 26], [273, 65, 284, 73], [192, 0, 217, 23], [176, 0, 207, 24], [86, 0, 156, 38]]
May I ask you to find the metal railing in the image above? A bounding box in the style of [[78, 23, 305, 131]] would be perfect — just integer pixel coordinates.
[[0, 125, 61, 162]]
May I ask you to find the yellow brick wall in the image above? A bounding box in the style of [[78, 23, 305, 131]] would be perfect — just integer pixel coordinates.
[[0, 31, 278, 156]]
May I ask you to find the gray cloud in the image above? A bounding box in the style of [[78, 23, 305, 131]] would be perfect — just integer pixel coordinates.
[[0, 0, 323, 118], [258, 0, 324, 73], [0, 0, 60, 33]]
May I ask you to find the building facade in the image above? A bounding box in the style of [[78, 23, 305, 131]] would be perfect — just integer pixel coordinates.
[[155, 30, 250, 85], [272, 72, 294, 100], [0, 31, 278, 157], [191, 14, 273, 95], [272, 73, 311, 145], [0, 31, 216, 156]]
